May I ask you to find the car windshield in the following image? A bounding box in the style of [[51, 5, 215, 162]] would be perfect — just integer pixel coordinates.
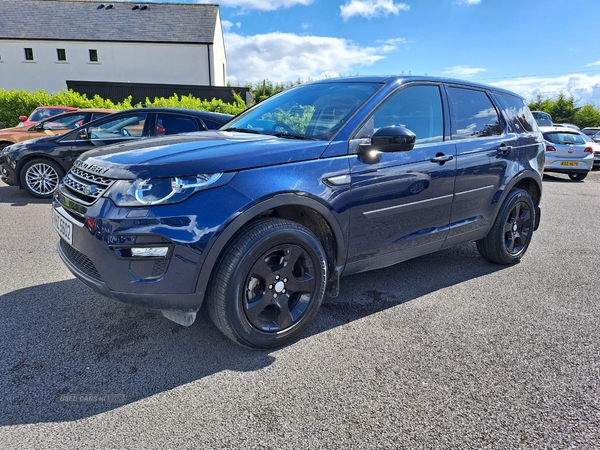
[[29, 108, 70, 122], [222, 82, 381, 140]]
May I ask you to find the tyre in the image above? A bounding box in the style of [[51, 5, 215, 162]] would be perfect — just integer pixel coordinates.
[[207, 218, 327, 348], [568, 172, 588, 181], [20, 158, 65, 199], [476, 188, 535, 265]]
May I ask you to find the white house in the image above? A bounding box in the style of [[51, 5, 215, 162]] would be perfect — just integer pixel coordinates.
[[0, 0, 227, 93]]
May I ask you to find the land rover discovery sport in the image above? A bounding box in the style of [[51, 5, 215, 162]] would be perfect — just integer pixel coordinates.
[[52, 76, 545, 348]]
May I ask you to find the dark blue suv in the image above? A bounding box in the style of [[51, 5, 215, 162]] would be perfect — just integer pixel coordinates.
[[52, 76, 544, 348]]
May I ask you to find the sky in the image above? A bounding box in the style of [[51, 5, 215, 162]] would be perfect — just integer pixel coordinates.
[[156, 0, 600, 106]]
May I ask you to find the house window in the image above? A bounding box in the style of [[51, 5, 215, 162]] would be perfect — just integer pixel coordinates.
[[89, 49, 98, 62], [57, 48, 67, 61], [24, 48, 34, 61]]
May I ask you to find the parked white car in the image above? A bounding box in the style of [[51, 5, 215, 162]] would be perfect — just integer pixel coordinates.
[[539, 126, 594, 180]]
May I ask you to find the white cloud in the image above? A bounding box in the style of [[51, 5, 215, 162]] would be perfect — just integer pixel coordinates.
[[340, 0, 409, 21], [225, 32, 400, 84], [457, 0, 481, 4], [221, 20, 241, 32], [442, 65, 487, 77], [585, 61, 600, 67], [194, 0, 313, 11], [492, 74, 600, 106]]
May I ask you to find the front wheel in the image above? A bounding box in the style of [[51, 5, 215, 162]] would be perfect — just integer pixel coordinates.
[[207, 219, 327, 349], [568, 172, 588, 181], [20, 158, 65, 199], [476, 188, 535, 265]]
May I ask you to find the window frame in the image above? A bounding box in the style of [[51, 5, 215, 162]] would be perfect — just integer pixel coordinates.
[[57, 48, 67, 62], [24, 48, 34, 61], [89, 49, 98, 62]]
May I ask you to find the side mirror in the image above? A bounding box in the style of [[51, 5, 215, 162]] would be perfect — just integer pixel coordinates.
[[32, 123, 44, 131], [360, 126, 416, 153], [78, 128, 90, 139], [19, 115, 27, 122]]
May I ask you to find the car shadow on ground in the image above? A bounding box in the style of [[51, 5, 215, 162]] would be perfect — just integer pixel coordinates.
[[0, 184, 51, 206], [0, 242, 507, 426]]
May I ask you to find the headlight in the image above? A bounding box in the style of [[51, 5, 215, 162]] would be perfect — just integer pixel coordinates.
[[105, 172, 236, 206]]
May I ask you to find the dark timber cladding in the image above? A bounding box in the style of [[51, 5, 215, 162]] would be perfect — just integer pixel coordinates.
[[66, 80, 252, 106], [0, 0, 218, 44]]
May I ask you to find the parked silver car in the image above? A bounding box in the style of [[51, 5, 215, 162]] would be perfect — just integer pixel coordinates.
[[540, 126, 594, 180]]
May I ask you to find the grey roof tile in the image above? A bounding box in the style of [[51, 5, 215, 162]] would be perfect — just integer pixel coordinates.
[[0, 0, 219, 44]]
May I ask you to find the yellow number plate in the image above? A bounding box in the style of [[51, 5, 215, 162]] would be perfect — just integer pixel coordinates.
[[560, 161, 579, 166]]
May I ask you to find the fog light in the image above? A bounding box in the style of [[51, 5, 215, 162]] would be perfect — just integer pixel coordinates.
[[131, 247, 169, 257]]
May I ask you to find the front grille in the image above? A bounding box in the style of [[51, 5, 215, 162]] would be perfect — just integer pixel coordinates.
[[62, 166, 115, 205], [60, 240, 102, 282]]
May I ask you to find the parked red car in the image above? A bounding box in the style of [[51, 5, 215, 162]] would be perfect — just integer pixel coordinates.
[[19, 106, 77, 127]]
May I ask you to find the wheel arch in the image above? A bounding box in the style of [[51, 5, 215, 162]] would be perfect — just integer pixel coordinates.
[[0, 140, 15, 150], [499, 170, 542, 230], [195, 193, 346, 298]]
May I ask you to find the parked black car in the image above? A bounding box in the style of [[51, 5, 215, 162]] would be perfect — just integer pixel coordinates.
[[0, 108, 232, 198], [52, 76, 544, 348]]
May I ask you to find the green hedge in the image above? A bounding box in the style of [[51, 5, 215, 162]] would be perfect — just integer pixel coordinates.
[[0, 89, 248, 128]]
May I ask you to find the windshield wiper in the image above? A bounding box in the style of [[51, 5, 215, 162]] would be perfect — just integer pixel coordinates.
[[271, 132, 316, 140], [223, 127, 262, 134]]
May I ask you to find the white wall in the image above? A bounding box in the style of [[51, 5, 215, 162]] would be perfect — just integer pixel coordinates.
[[0, 40, 225, 93], [212, 9, 227, 87]]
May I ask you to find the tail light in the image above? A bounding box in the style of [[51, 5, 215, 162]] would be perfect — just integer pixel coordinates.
[[546, 145, 556, 152], [584, 146, 593, 153]]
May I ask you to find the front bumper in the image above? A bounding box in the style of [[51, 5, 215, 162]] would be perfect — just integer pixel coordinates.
[[57, 238, 205, 313]]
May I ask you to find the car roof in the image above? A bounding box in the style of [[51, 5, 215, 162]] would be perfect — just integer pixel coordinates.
[[108, 107, 233, 120], [539, 126, 583, 133], [305, 75, 528, 99]]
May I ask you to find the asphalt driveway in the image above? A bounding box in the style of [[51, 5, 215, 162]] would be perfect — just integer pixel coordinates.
[[0, 171, 598, 449]]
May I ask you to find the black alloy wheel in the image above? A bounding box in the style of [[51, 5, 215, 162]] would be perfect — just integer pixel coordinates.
[[476, 188, 535, 265], [207, 218, 327, 348]]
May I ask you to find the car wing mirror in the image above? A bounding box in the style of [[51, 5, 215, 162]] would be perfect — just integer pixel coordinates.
[[359, 126, 416, 153], [19, 115, 27, 122], [32, 123, 44, 131], [78, 128, 90, 139]]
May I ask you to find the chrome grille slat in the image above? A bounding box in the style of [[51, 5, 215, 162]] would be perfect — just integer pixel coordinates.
[[62, 165, 116, 205]]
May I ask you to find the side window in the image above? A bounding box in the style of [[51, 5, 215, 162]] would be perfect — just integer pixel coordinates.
[[89, 114, 148, 139], [157, 114, 202, 135], [358, 85, 444, 144], [500, 95, 536, 133], [202, 119, 222, 130], [44, 113, 87, 130], [90, 112, 111, 121], [447, 87, 504, 139]]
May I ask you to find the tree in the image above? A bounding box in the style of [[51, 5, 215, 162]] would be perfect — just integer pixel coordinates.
[[573, 104, 600, 128]]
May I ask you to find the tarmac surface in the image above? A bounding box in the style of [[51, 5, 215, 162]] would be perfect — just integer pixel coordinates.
[[0, 171, 598, 449]]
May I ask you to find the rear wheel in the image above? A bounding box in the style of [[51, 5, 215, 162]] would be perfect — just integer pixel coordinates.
[[20, 158, 65, 199], [476, 188, 535, 265], [568, 172, 588, 181], [207, 219, 327, 348]]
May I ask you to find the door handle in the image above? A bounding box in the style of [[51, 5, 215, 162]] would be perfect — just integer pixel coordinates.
[[496, 144, 513, 155], [430, 154, 454, 164]]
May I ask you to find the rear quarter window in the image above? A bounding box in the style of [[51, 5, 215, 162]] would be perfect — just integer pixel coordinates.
[[498, 95, 537, 133]]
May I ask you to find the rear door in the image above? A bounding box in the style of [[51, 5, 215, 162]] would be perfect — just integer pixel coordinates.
[[442, 85, 517, 247]]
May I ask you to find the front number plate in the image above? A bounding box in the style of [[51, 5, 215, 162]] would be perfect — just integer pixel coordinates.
[[53, 208, 73, 245], [560, 161, 579, 166]]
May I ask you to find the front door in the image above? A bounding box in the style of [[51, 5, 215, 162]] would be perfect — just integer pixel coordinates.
[[345, 84, 456, 273]]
